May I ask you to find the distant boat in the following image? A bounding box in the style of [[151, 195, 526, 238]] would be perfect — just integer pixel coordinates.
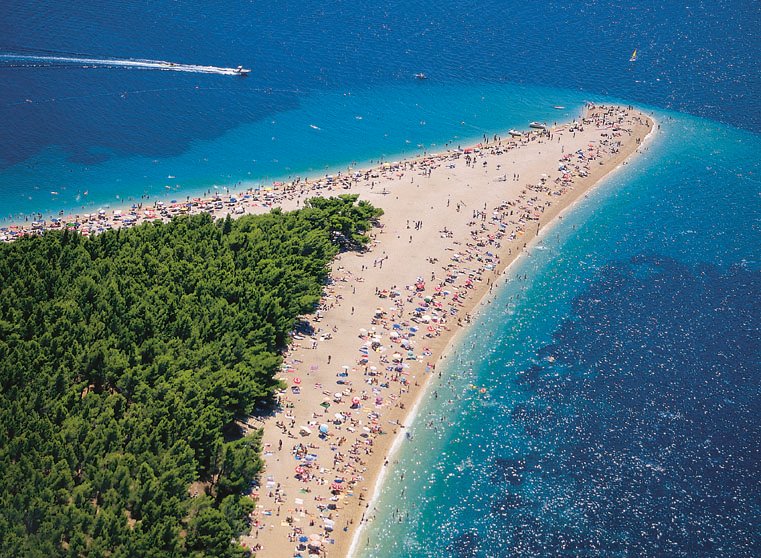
[[235, 65, 250, 76], [414, 72, 427, 80], [529, 122, 547, 129], [508, 129, 523, 137], [553, 106, 565, 110], [629, 49, 638, 62]]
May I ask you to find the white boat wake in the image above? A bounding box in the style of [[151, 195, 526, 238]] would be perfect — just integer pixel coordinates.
[[0, 52, 249, 76]]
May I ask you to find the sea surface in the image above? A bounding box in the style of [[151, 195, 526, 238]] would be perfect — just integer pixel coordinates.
[[1, 1, 759, 556]]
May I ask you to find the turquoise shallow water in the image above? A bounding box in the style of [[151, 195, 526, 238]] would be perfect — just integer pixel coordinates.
[[356, 112, 761, 557], [0, 83, 597, 221]]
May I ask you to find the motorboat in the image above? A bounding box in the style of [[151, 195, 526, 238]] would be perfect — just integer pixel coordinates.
[[529, 121, 547, 129]]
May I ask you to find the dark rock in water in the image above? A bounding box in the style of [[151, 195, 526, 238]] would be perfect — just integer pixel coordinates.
[[514, 363, 543, 386], [491, 492, 524, 516], [510, 402, 557, 438], [490, 456, 534, 485], [447, 529, 480, 558]]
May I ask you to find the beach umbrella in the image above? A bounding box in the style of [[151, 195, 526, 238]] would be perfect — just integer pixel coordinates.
[[293, 377, 302, 385], [319, 424, 329, 434], [299, 535, 309, 543], [299, 426, 312, 435]]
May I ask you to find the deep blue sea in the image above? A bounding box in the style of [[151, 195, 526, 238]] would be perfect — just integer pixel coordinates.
[[1, 1, 759, 556]]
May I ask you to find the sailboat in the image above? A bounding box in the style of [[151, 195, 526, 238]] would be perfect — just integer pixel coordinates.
[[629, 49, 638, 62]]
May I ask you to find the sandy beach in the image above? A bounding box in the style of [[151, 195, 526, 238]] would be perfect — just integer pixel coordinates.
[[229, 105, 654, 557], [4, 104, 653, 557]]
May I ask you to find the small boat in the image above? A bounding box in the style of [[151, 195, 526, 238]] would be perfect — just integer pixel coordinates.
[[629, 49, 637, 62], [529, 121, 547, 129], [235, 65, 250, 76], [414, 72, 427, 80], [508, 129, 523, 137], [553, 106, 565, 110]]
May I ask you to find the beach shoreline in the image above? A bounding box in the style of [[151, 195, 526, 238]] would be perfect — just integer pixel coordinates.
[[345, 115, 659, 558], [237, 104, 653, 557], [0, 103, 580, 236]]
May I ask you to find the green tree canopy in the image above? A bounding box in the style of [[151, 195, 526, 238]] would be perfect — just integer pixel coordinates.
[[0, 196, 381, 556]]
